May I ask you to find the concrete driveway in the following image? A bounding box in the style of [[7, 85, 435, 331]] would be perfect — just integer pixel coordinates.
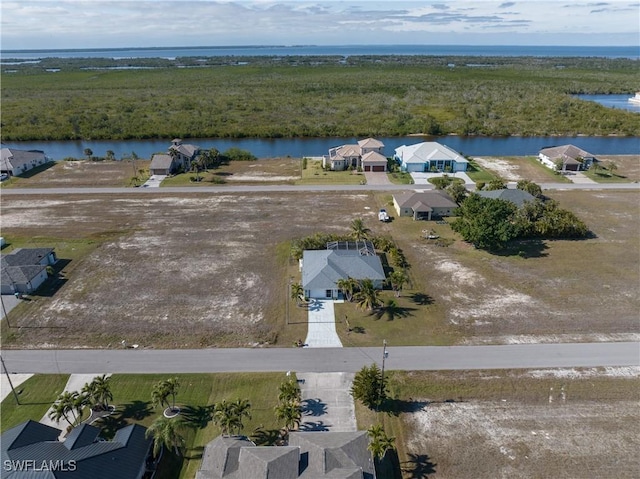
[[364, 171, 392, 185], [297, 372, 356, 432], [304, 299, 343, 348], [411, 171, 475, 185], [141, 175, 166, 187]]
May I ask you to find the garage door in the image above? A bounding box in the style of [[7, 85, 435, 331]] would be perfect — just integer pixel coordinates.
[[372, 165, 385, 172], [364, 166, 371, 171]]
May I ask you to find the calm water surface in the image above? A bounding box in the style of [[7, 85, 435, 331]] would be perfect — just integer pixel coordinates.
[[575, 94, 640, 113]]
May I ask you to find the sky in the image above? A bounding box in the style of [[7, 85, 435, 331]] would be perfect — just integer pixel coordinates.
[[1, 0, 638, 50]]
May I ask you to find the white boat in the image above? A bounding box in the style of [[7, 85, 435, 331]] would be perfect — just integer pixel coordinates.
[[629, 92, 640, 105]]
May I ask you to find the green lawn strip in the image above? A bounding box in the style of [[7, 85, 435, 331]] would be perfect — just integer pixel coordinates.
[[1, 374, 70, 431], [583, 170, 630, 183], [297, 160, 365, 185], [103, 373, 287, 479], [519, 156, 573, 183], [354, 370, 639, 479], [387, 171, 414, 185], [334, 290, 457, 347], [464, 159, 497, 183]]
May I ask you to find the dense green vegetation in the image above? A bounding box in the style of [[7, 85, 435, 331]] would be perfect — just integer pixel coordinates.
[[2, 56, 638, 140]]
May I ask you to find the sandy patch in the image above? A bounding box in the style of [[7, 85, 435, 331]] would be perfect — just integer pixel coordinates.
[[473, 157, 522, 180]]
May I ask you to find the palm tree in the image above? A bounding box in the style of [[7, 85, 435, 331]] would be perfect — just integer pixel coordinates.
[[278, 380, 301, 404], [367, 424, 396, 463], [274, 401, 302, 433], [350, 218, 371, 241], [191, 161, 201, 182], [231, 398, 252, 436], [290, 282, 304, 306], [213, 399, 239, 436], [145, 416, 185, 457], [387, 271, 407, 297], [165, 377, 180, 412], [81, 380, 99, 410], [92, 374, 113, 410], [48, 397, 74, 427], [50, 391, 83, 427], [355, 279, 380, 311], [105, 150, 115, 161], [152, 378, 180, 413], [336, 277, 358, 302]]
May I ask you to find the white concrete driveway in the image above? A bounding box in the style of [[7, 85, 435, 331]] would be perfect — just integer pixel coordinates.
[[304, 299, 343, 348], [142, 175, 166, 188], [296, 372, 356, 432], [411, 171, 474, 185]]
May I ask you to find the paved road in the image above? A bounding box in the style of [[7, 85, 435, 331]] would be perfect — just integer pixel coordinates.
[[1, 342, 637, 374], [1, 182, 638, 196]]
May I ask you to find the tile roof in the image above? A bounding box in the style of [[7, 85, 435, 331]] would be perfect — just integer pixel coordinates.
[[357, 138, 384, 149], [361, 151, 387, 164], [539, 144, 595, 161], [394, 142, 467, 164]]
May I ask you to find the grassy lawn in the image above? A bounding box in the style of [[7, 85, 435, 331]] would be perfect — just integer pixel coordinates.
[[464, 158, 497, 183], [2, 373, 292, 479], [0, 375, 70, 431], [297, 160, 365, 185], [355, 370, 640, 479], [584, 169, 630, 183], [387, 171, 414, 185]]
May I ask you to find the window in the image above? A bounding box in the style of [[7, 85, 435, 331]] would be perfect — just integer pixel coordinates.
[[325, 290, 333, 298]]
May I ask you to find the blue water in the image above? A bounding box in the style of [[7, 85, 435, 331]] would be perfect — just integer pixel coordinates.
[[2, 44, 638, 60], [576, 94, 640, 113], [3, 136, 638, 162]]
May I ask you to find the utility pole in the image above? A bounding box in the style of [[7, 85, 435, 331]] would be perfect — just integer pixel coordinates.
[[379, 339, 388, 409], [0, 354, 20, 404], [0, 295, 11, 328]]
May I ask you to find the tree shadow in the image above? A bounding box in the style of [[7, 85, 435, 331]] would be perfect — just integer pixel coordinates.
[[401, 453, 437, 478], [371, 303, 416, 321], [120, 400, 154, 421], [97, 400, 154, 439], [15, 161, 56, 178], [493, 239, 549, 258], [376, 449, 403, 479], [299, 420, 330, 431], [301, 398, 327, 417], [251, 427, 282, 446], [213, 171, 233, 176], [33, 259, 71, 297], [184, 445, 205, 460], [380, 398, 430, 416], [180, 405, 214, 429], [410, 293, 434, 306]]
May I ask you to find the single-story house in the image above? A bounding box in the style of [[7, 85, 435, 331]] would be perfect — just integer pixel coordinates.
[[476, 189, 535, 208], [394, 142, 468, 173], [1, 420, 153, 479], [538, 145, 597, 171], [393, 191, 458, 220], [197, 431, 375, 479], [1, 248, 57, 294], [149, 153, 176, 176], [1, 148, 50, 177], [301, 241, 385, 299], [324, 138, 385, 171]]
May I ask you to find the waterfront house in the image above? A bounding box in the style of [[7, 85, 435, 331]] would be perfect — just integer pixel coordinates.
[[394, 142, 468, 173], [149, 139, 201, 175], [324, 138, 386, 171], [538, 145, 597, 171], [0, 148, 49, 177]]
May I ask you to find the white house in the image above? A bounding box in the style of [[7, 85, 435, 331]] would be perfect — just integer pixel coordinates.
[[301, 241, 385, 299], [0, 148, 50, 177], [324, 138, 386, 171], [1, 248, 57, 294], [538, 145, 597, 171], [169, 138, 200, 171], [394, 142, 468, 173]]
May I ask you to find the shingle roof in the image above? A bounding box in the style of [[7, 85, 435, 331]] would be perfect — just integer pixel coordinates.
[[1, 421, 152, 479], [394, 191, 458, 210], [302, 250, 385, 290], [2, 248, 53, 266], [170, 143, 199, 158], [539, 144, 595, 162], [197, 436, 253, 478], [150, 154, 174, 169], [476, 189, 535, 207], [1, 148, 46, 171], [2, 264, 47, 284]]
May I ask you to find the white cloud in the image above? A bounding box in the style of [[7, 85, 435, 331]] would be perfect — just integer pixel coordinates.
[[1, 1, 637, 49]]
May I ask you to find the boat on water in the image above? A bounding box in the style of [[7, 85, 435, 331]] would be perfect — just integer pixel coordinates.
[[629, 92, 640, 105]]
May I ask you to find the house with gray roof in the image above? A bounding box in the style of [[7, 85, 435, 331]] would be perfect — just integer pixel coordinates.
[[302, 242, 385, 299], [538, 144, 596, 171], [1, 420, 152, 478], [149, 153, 176, 176], [169, 138, 200, 170], [476, 189, 535, 208], [1, 248, 57, 294], [197, 431, 375, 478], [1, 148, 50, 177], [394, 142, 468, 173], [393, 191, 458, 220]]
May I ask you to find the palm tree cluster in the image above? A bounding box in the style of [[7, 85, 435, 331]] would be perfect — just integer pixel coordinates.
[[152, 377, 180, 413], [48, 374, 113, 428], [145, 416, 185, 458], [367, 424, 396, 463], [213, 398, 252, 436], [274, 379, 302, 437]]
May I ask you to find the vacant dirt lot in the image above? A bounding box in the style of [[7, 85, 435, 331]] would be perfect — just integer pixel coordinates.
[[473, 155, 639, 182], [401, 368, 639, 479], [1, 187, 638, 349]]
